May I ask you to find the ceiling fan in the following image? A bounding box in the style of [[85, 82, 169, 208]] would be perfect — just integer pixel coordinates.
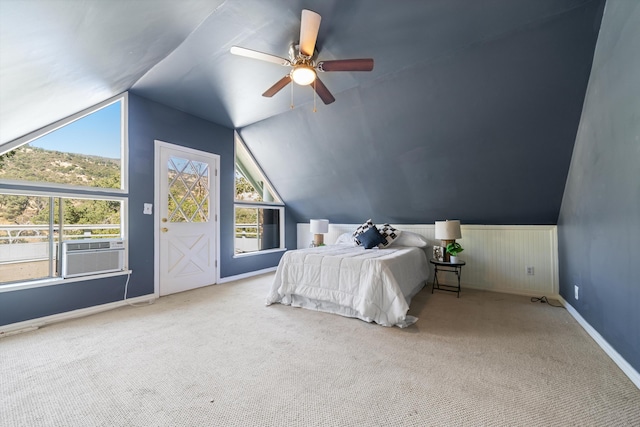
[[230, 9, 374, 105]]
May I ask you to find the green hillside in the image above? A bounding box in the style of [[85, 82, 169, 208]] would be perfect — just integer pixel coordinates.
[[0, 146, 120, 187], [0, 147, 121, 230]]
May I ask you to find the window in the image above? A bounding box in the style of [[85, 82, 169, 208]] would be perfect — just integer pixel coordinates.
[[0, 193, 122, 283], [0, 94, 128, 286], [234, 134, 284, 255], [0, 100, 125, 191]]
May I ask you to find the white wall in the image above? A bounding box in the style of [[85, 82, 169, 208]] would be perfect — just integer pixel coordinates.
[[297, 223, 558, 297]]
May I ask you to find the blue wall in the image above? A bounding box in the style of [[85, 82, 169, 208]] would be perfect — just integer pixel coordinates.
[[558, 1, 640, 373], [239, 0, 604, 226], [1, 93, 294, 327]]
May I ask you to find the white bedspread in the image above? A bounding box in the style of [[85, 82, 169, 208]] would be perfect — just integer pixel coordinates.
[[266, 245, 429, 327]]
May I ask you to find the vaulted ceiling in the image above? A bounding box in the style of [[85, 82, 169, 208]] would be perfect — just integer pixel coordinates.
[[0, 0, 605, 224]]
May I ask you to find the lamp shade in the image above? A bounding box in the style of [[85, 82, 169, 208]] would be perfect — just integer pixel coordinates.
[[434, 220, 462, 240], [310, 219, 329, 234]]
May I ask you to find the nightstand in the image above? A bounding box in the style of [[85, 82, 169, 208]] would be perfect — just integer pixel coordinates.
[[430, 258, 466, 298]]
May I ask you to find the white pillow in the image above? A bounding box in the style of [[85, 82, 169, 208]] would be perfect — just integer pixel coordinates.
[[335, 232, 357, 246], [377, 223, 402, 248], [391, 231, 429, 248]]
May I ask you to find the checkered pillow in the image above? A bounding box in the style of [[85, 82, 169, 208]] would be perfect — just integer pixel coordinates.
[[377, 224, 402, 248], [352, 219, 374, 245]]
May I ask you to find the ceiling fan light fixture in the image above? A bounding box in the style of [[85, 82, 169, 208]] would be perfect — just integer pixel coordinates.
[[291, 65, 316, 86]]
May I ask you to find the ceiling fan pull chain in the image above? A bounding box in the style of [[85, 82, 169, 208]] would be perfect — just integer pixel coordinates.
[[313, 80, 317, 112], [290, 82, 294, 109]]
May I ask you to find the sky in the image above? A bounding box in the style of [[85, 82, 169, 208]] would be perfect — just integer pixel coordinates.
[[29, 101, 121, 159]]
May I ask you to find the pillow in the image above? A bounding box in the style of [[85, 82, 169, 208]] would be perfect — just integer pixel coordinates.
[[335, 232, 356, 246], [377, 224, 402, 248], [357, 226, 386, 249], [352, 219, 374, 245], [391, 231, 429, 248]]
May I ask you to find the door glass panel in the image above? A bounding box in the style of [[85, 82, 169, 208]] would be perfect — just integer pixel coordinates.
[[167, 156, 210, 223]]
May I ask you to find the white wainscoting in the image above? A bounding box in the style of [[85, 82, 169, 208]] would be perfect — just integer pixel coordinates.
[[297, 223, 558, 297]]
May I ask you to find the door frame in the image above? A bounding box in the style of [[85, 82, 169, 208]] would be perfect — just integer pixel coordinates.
[[153, 140, 220, 297]]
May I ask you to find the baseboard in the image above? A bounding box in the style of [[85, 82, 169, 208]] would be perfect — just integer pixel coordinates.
[[459, 283, 560, 299], [558, 295, 640, 390], [0, 294, 155, 338], [218, 266, 277, 284]]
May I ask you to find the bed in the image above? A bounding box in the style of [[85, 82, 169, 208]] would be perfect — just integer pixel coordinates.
[[266, 227, 430, 327]]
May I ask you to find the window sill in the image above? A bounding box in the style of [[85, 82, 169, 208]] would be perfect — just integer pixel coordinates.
[[0, 270, 132, 294], [233, 248, 287, 259]]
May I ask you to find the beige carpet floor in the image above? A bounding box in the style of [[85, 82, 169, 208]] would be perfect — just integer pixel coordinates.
[[1, 273, 639, 426]]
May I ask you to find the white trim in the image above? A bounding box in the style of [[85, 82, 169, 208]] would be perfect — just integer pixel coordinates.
[[154, 144, 161, 299], [120, 92, 129, 193], [154, 140, 221, 296], [0, 179, 128, 195], [234, 200, 285, 207], [233, 247, 287, 258], [558, 295, 640, 390], [0, 186, 126, 200], [0, 293, 155, 337], [0, 270, 132, 293], [214, 150, 221, 284], [461, 283, 559, 299], [218, 266, 277, 284]]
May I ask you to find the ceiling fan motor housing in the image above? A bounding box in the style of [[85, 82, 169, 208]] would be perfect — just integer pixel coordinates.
[[289, 43, 317, 62]]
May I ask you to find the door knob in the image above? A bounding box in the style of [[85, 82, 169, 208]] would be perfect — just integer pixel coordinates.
[[162, 218, 168, 223], [162, 227, 169, 233]]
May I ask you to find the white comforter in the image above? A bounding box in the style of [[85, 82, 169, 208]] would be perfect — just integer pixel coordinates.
[[266, 245, 429, 327]]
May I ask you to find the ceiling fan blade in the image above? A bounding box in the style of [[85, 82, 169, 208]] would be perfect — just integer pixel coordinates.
[[313, 77, 335, 105], [262, 75, 292, 97], [230, 46, 291, 66], [317, 58, 374, 72], [299, 9, 321, 57]]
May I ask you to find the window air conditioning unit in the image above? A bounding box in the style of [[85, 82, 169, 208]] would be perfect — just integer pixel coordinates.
[[61, 239, 125, 278]]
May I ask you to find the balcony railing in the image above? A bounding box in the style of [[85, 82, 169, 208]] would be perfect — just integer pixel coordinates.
[[0, 224, 121, 244], [0, 224, 121, 263]]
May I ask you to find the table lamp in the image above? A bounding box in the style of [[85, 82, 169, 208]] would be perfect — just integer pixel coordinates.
[[434, 220, 461, 262], [310, 219, 329, 247]]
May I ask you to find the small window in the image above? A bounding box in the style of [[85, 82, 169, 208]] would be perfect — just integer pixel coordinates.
[[234, 205, 283, 254], [235, 136, 280, 203], [234, 134, 284, 255]]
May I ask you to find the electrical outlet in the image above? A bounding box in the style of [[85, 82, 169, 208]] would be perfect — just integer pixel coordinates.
[[526, 266, 534, 276], [575, 284, 579, 300]]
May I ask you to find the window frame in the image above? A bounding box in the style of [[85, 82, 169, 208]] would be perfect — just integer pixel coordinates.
[[233, 133, 285, 257], [0, 93, 129, 290], [0, 94, 128, 194], [234, 133, 282, 205], [233, 202, 286, 257]]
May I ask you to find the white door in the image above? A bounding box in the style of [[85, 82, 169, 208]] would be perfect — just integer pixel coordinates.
[[157, 142, 218, 296]]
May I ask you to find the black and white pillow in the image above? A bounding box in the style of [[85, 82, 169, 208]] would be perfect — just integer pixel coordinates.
[[353, 219, 374, 245], [377, 224, 402, 248]]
